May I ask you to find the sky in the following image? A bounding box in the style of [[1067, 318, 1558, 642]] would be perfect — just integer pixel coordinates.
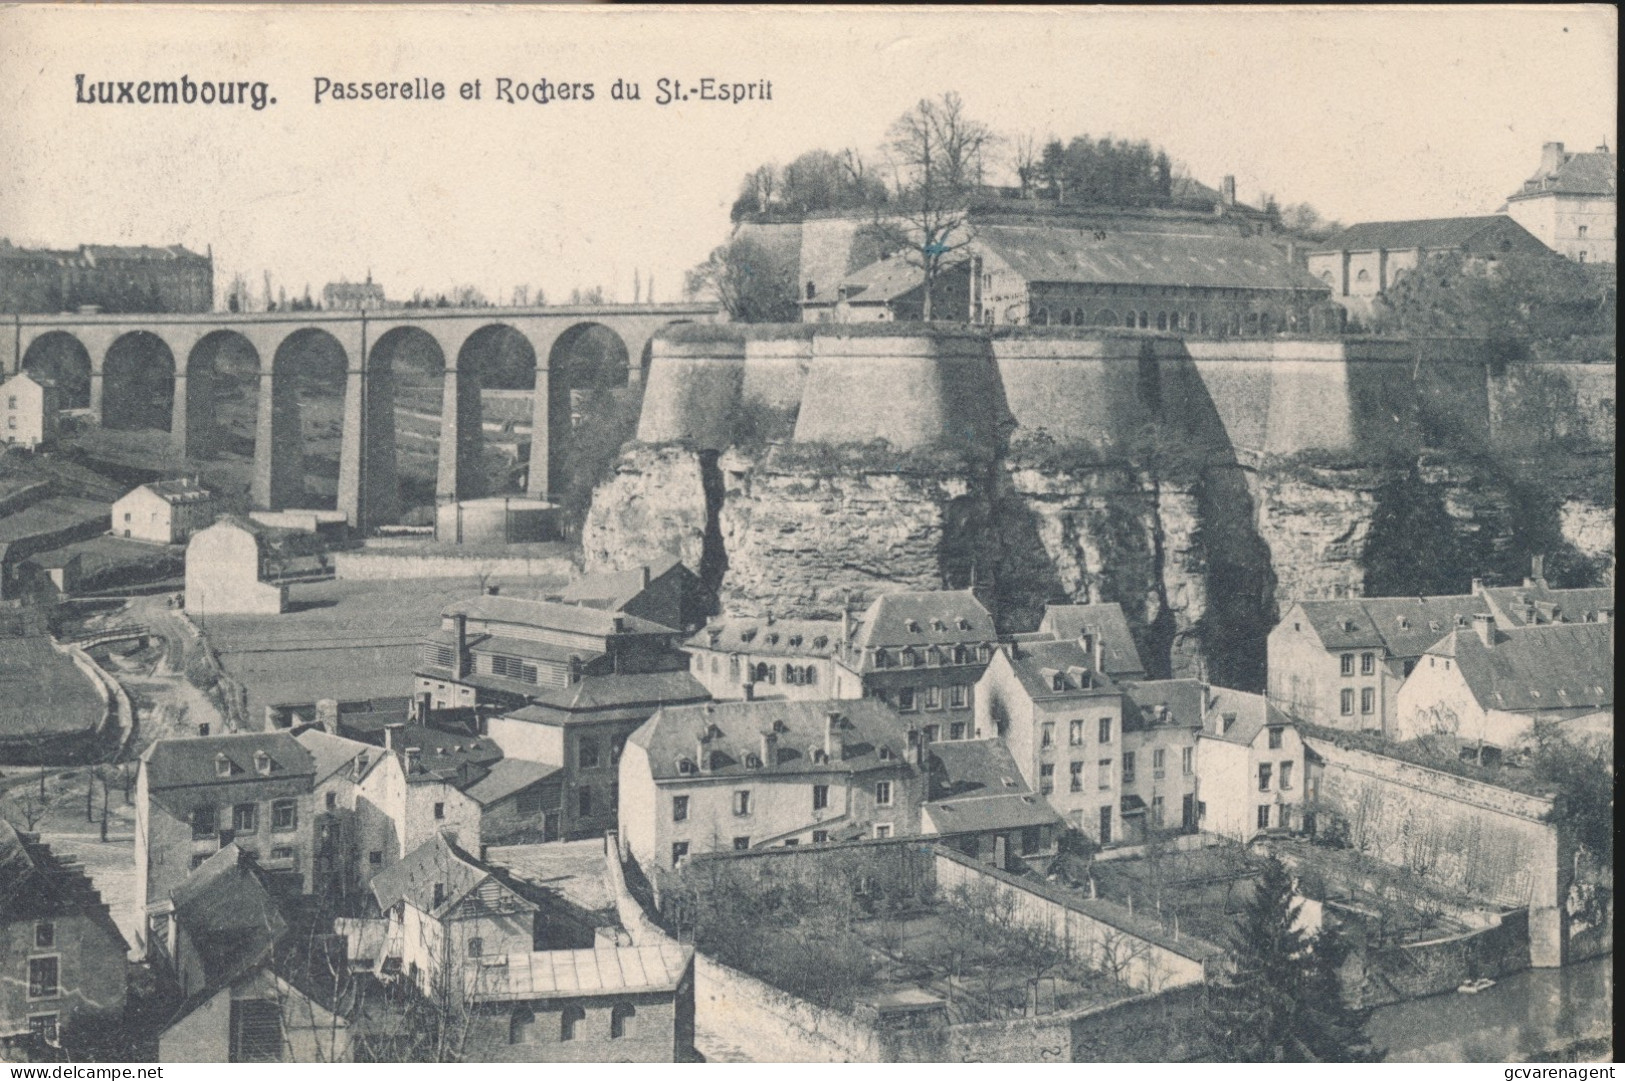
[[1, 4, 1615, 307]]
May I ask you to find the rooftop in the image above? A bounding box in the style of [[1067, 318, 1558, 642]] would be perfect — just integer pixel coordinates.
[[1288, 594, 1492, 657], [500, 669, 709, 723], [128, 478, 214, 505], [923, 739, 1063, 834], [847, 589, 995, 654], [1430, 620, 1612, 714], [141, 731, 315, 790], [293, 728, 374, 785], [629, 697, 915, 781], [0, 820, 125, 936], [1038, 602, 1147, 678], [1312, 215, 1546, 254], [169, 845, 287, 988], [370, 833, 533, 919], [444, 595, 675, 636], [1509, 144, 1618, 199], [463, 758, 561, 807], [1121, 678, 1208, 733], [554, 555, 684, 610], [1003, 638, 1119, 702], [472, 943, 692, 1001], [1200, 685, 1294, 747], [685, 615, 844, 658], [487, 838, 617, 918]]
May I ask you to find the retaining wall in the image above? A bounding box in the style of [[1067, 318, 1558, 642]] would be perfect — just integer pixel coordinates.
[[331, 549, 577, 581]]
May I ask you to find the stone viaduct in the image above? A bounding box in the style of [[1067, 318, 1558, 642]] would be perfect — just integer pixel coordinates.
[[7, 304, 718, 530]]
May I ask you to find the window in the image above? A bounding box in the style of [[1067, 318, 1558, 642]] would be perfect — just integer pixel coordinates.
[[671, 842, 689, 866], [273, 845, 296, 861], [1340, 689, 1355, 715], [369, 850, 383, 866], [1041, 722, 1055, 748], [1098, 759, 1112, 789], [467, 936, 483, 958], [923, 685, 942, 710], [1578, 225, 1588, 238], [812, 830, 830, 843], [1069, 719, 1085, 745], [923, 725, 939, 743], [1360, 652, 1375, 676], [579, 737, 600, 769], [1098, 806, 1113, 845], [33, 921, 55, 949], [229, 1000, 283, 1062], [1257, 805, 1273, 829], [1020, 827, 1041, 855], [733, 836, 751, 850], [28, 1014, 58, 1045], [977, 644, 991, 664], [1280, 761, 1294, 790], [191, 806, 218, 840], [1182, 747, 1193, 775], [27, 957, 58, 999], [733, 790, 751, 816], [874, 824, 893, 839], [433, 802, 446, 820], [1051, 672, 1066, 692], [897, 687, 917, 712], [489, 654, 538, 683], [578, 788, 593, 817], [560, 1005, 586, 1042], [1152, 749, 1166, 776], [611, 1002, 636, 1039], [949, 722, 966, 740], [1258, 763, 1273, 791], [1182, 794, 1197, 830], [1267, 726, 1283, 750], [271, 799, 296, 832], [325, 791, 338, 811], [875, 781, 893, 807], [1122, 752, 1137, 784], [233, 803, 258, 833], [1361, 688, 1375, 715], [1099, 717, 1112, 743], [1151, 795, 1165, 827], [672, 795, 689, 822], [509, 1007, 536, 1045], [949, 684, 968, 708], [1340, 653, 1354, 676], [812, 784, 829, 810], [1039, 763, 1055, 794]]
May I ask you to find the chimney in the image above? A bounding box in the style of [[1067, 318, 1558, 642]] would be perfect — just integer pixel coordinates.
[[404, 747, 422, 774], [1093, 633, 1106, 674], [1221, 175, 1236, 207], [696, 740, 711, 773], [316, 698, 339, 735], [640, 564, 651, 590], [1530, 554, 1546, 587], [765, 608, 775, 627], [1471, 577, 1484, 595], [742, 681, 755, 701], [485, 584, 500, 596], [197, 722, 210, 737], [384, 723, 405, 752], [415, 692, 432, 724], [1472, 612, 1495, 647], [759, 729, 778, 768], [612, 615, 625, 634], [1539, 141, 1566, 175], [825, 711, 841, 760], [452, 613, 468, 678]]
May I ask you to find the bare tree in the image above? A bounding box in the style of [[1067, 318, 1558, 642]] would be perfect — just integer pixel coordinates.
[[1012, 132, 1042, 199]]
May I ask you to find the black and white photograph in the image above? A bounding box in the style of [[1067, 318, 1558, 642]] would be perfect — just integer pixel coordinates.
[[0, 3, 1614, 1065]]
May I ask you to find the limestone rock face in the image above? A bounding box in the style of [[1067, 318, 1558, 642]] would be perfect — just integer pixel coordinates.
[[580, 443, 711, 576], [1560, 498, 1615, 570], [1246, 464, 1381, 605]]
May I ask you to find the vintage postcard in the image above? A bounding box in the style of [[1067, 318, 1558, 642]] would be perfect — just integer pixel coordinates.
[[0, 3, 1614, 1065]]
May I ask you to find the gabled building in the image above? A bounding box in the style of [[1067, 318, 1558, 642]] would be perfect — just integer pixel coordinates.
[[1502, 141, 1617, 264], [136, 732, 317, 955], [292, 727, 374, 906], [1, 371, 58, 450], [799, 253, 974, 323], [351, 723, 493, 883], [1395, 616, 1613, 750], [1193, 686, 1305, 841], [682, 614, 847, 701], [1119, 678, 1205, 839], [112, 479, 217, 545], [1034, 602, 1148, 681], [0, 821, 127, 1051], [185, 517, 287, 616], [551, 556, 708, 634], [836, 590, 998, 729], [619, 698, 926, 879], [920, 738, 1065, 871], [1476, 559, 1615, 628]]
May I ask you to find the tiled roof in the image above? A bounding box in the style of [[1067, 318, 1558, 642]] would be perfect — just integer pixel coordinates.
[[685, 616, 844, 657], [922, 739, 1063, 834], [82, 243, 208, 262], [1003, 639, 1119, 702], [444, 595, 674, 636], [1038, 602, 1147, 679], [472, 943, 692, 1001], [1429, 621, 1612, 714], [555, 555, 684, 609], [132, 478, 214, 505], [1480, 583, 1615, 627], [370, 833, 530, 919], [848, 590, 995, 653], [1510, 148, 1617, 198], [628, 698, 913, 781], [463, 759, 561, 807], [1289, 595, 1491, 657], [503, 670, 709, 719], [294, 728, 374, 785], [976, 224, 1330, 293], [1312, 216, 1543, 254], [0, 820, 124, 934], [807, 254, 958, 306], [170, 845, 287, 988], [1200, 685, 1293, 747], [142, 731, 315, 790], [1121, 678, 1207, 733]]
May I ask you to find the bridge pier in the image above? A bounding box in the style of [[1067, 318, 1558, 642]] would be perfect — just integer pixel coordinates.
[[526, 358, 553, 500], [251, 369, 302, 511], [337, 361, 399, 532], [170, 369, 215, 460], [435, 364, 484, 504]]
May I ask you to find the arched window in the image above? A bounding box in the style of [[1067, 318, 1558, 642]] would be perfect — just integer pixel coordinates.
[[1156, 311, 1167, 330], [1125, 312, 1137, 329], [509, 1008, 536, 1044], [754, 661, 772, 683], [1034, 307, 1050, 326], [874, 648, 889, 669], [806, 281, 816, 300], [1075, 309, 1086, 325], [1138, 311, 1149, 329], [805, 666, 818, 686], [1167, 312, 1179, 330], [1059, 308, 1072, 326], [1096, 309, 1117, 326], [610, 1003, 636, 1039], [561, 1005, 586, 1042]]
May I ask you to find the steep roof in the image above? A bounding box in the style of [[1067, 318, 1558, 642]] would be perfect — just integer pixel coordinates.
[[390, 725, 503, 788], [443, 595, 674, 636], [1038, 602, 1147, 679], [127, 478, 214, 506], [976, 224, 1330, 293], [555, 555, 684, 609], [1121, 678, 1207, 733], [473, 944, 692, 1001], [1510, 146, 1618, 199], [501, 670, 709, 724], [847, 590, 995, 652], [463, 758, 561, 807], [1480, 582, 1615, 628], [293, 728, 374, 786], [170, 845, 288, 989], [1002, 639, 1119, 702], [685, 616, 844, 658], [1200, 685, 1293, 747], [628, 698, 913, 781], [142, 731, 315, 791], [1312, 216, 1543, 254], [1289, 595, 1491, 656], [922, 739, 1064, 835], [807, 253, 964, 306], [1428, 621, 1612, 715], [0, 820, 126, 939], [370, 833, 531, 919]]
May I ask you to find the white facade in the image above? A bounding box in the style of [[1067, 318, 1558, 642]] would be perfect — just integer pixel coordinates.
[[184, 520, 286, 616], [353, 752, 482, 881], [1, 372, 57, 449], [1194, 709, 1304, 841], [114, 482, 217, 545]]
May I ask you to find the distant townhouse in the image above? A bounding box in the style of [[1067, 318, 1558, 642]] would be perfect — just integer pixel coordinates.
[[682, 614, 847, 701], [1031, 602, 1149, 681], [185, 517, 287, 617], [920, 738, 1065, 872], [135, 732, 317, 955], [414, 595, 682, 713], [1193, 686, 1305, 840], [619, 698, 926, 878], [0, 238, 213, 314], [0, 371, 58, 450], [1119, 678, 1205, 840], [0, 821, 127, 1051], [351, 723, 493, 883], [1394, 615, 1613, 751], [1501, 141, 1617, 264], [975, 635, 1124, 843], [551, 556, 708, 634], [485, 670, 708, 841], [1306, 215, 1549, 318], [322, 275, 388, 311], [837, 590, 999, 731], [112, 479, 216, 544]]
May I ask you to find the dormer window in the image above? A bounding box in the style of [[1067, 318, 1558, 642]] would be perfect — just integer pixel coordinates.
[[788, 635, 803, 648], [932, 620, 946, 632], [878, 746, 894, 760], [254, 751, 272, 776], [765, 633, 780, 646], [215, 753, 231, 778], [772, 719, 789, 734], [812, 636, 828, 650], [1051, 673, 1066, 692], [1221, 713, 1237, 735], [957, 618, 971, 631], [905, 619, 920, 634], [745, 752, 762, 769], [739, 628, 757, 643]]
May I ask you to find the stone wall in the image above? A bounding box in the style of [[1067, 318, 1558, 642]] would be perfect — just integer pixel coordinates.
[[332, 549, 576, 581], [1345, 909, 1531, 1010]]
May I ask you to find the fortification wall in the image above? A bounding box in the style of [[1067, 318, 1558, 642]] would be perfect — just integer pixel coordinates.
[[741, 337, 813, 410], [990, 335, 1157, 444], [637, 336, 747, 450], [1488, 362, 1616, 446], [332, 549, 576, 581]]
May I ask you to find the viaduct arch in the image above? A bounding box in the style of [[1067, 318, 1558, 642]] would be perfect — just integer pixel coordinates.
[[6, 303, 719, 531]]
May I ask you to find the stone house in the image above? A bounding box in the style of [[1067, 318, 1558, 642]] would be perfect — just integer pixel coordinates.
[[112, 479, 217, 545], [799, 254, 974, 323], [551, 556, 708, 634], [135, 732, 317, 956], [1501, 141, 1617, 264], [0, 821, 127, 1051], [184, 517, 287, 617], [682, 613, 848, 701], [1394, 615, 1613, 751], [1119, 678, 1205, 839], [159, 967, 350, 1063], [975, 635, 1124, 843], [618, 698, 926, 879], [1033, 602, 1148, 681], [1193, 686, 1305, 840], [463, 759, 565, 845], [835, 590, 998, 737], [0, 371, 58, 450], [291, 728, 374, 908], [920, 738, 1065, 871], [351, 724, 489, 887]]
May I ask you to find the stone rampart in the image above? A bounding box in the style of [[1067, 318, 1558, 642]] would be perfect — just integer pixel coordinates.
[[990, 334, 1158, 444], [331, 548, 576, 581], [636, 335, 746, 449], [741, 337, 813, 410]]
